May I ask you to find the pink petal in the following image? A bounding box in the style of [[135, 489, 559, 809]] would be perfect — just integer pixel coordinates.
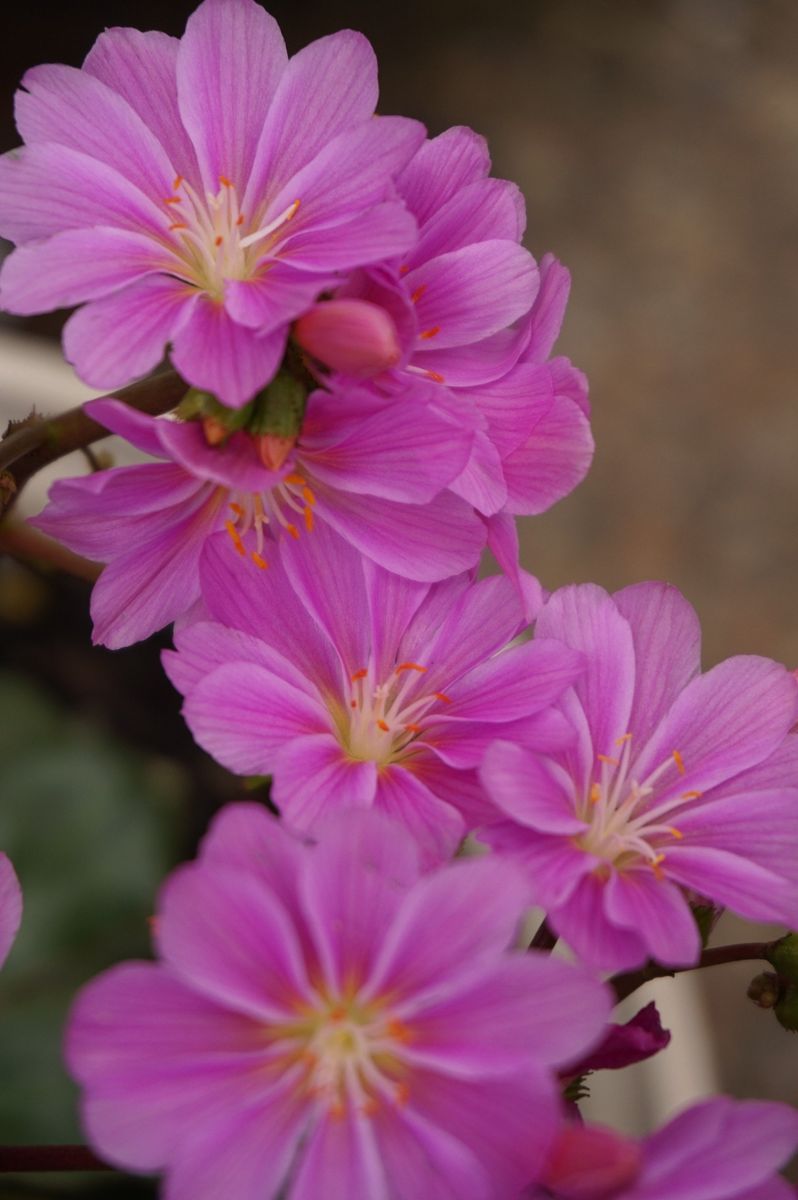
[[612, 581, 702, 749], [396, 126, 490, 225], [157, 861, 311, 1019], [15, 63, 176, 197], [503, 391, 595, 515], [415, 323, 530, 388], [316, 484, 485, 582], [405, 241, 538, 349], [176, 0, 287, 194], [0, 227, 169, 315], [468, 362, 555, 458], [290, 1110, 388, 1200], [604, 870, 701, 967], [155, 421, 277, 492], [673, 786, 798, 884], [272, 734, 378, 829], [281, 201, 418, 272], [448, 431, 507, 516], [166, 620, 319, 701], [84, 398, 170, 458], [480, 741, 585, 835], [633, 655, 798, 806], [0, 854, 22, 969], [183, 661, 328, 775], [373, 766, 466, 869], [63, 276, 197, 390], [481, 824, 596, 909], [170, 298, 287, 409], [294, 298, 403, 378], [297, 809, 419, 995], [551, 873, 650, 973], [373, 1106, 485, 1200], [244, 29, 378, 211], [523, 253, 572, 363], [408, 177, 525, 267], [199, 803, 306, 923], [0, 142, 168, 244], [536, 584, 636, 768], [484, 511, 544, 622], [440, 638, 584, 723], [84, 27, 201, 182], [364, 857, 531, 1006], [663, 845, 798, 926], [224, 263, 333, 333]]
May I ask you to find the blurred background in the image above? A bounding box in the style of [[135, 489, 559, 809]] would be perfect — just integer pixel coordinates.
[[1, 0, 797, 1193]]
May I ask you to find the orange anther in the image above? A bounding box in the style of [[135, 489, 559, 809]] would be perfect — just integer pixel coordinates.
[[329, 1102, 346, 1121], [224, 520, 246, 556], [597, 754, 620, 767], [425, 370, 445, 383], [419, 325, 440, 340], [681, 789, 703, 799], [168, 222, 188, 231], [399, 264, 410, 275], [672, 750, 686, 775], [350, 699, 358, 709], [410, 284, 426, 303], [377, 720, 391, 732], [328, 1005, 346, 1021], [615, 733, 633, 745], [434, 691, 452, 704], [251, 552, 268, 570], [351, 669, 368, 681], [667, 826, 683, 839], [229, 502, 244, 516], [286, 473, 306, 485], [361, 1097, 380, 1117], [214, 235, 223, 246], [172, 175, 184, 191], [395, 662, 427, 675], [288, 198, 301, 217], [164, 196, 181, 205], [404, 723, 422, 733], [302, 485, 316, 506], [286, 523, 300, 540], [304, 506, 314, 533], [219, 175, 233, 188], [236, 213, 245, 225], [387, 1018, 412, 1043], [395, 1082, 410, 1107], [590, 783, 602, 805]]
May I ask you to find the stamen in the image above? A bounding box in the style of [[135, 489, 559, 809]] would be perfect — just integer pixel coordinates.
[[224, 520, 246, 556], [251, 552, 268, 570], [399, 264, 410, 276], [434, 692, 453, 704], [286, 523, 300, 540], [304, 506, 314, 532], [286, 473, 306, 485], [164, 196, 181, 205], [395, 663, 427, 675], [350, 700, 358, 709], [172, 175, 184, 191], [219, 175, 233, 188], [229, 502, 244, 516], [214, 235, 223, 246], [387, 1019, 412, 1043], [597, 753, 620, 767], [667, 826, 683, 839], [377, 720, 390, 732], [302, 486, 316, 506], [351, 669, 368, 681], [615, 733, 633, 745], [395, 1083, 410, 1107], [681, 789, 702, 799], [590, 783, 602, 804], [404, 723, 422, 733], [419, 325, 440, 340], [426, 370, 445, 382], [672, 749, 686, 775], [410, 284, 426, 303]]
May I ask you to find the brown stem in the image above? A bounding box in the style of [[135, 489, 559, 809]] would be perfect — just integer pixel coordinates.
[[0, 369, 187, 516], [611, 940, 773, 1003], [0, 1146, 113, 1173], [0, 522, 101, 582]]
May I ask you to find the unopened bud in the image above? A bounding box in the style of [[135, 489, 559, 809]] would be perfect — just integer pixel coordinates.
[[747, 972, 782, 1010], [254, 434, 296, 471], [201, 417, 229, 446], [294, 299, 402, 378], [248, 372, 307, 440], [542, 1124, 642, 1199], [775, 983, 798, 1032], [766, 934, 798, 982]]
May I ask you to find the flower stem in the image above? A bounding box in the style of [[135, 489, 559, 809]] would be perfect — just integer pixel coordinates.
[[0, 368, 187, 516], [611, 940, 774, 1003], [0, 1146, 113, 1173]]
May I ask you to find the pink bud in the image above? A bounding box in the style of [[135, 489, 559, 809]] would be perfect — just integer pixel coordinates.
[[294, 299, 402, 379], [254, 434, 296, 471], [542, 1124, 642, 1199]]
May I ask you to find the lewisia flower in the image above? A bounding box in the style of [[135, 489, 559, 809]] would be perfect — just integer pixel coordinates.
[[67, 805, 612, 1200], [0, 853, 22, 968], [0, 0, 423, 408], [164, 521, 583, 866], [530, 1098, 798, 1199], [481, 582, 798, 971], [32, 389, 483, 649]]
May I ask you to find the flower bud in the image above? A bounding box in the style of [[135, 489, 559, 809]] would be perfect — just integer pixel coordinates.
[[765, 933, 798, 982], [541, 1123, 642, 1199], [294, 299, 402, 378], [775, 983, 798, 1032], [254, 434, 296, 471], [747, 972, 782, 1010]]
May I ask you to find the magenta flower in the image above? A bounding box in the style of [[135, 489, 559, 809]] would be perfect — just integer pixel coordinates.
[[481, 582, 798, 972], [564, 1002, 671, 1077], [0, 0, 423, 408], [67, 804, 611, 1200], [0, 853, 22, 969], [32, 389, 483, 649], [531, 1098, 798, 1199], [164, 520, 583, 865]]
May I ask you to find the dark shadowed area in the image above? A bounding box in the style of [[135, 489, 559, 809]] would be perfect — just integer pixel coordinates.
[[1, 1, 797, 1193]]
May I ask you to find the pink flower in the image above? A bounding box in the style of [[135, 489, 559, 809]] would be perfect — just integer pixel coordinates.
[[31, 390, 483, 649], [164, 521, 583, 866], [66, 805, 612, 1200], [530, 1098, 798, 1199], [563, 1002, 671, 1077], [0, 853, 22, 969], [480, 582, 798, 972], [0, 0, 423, 408]]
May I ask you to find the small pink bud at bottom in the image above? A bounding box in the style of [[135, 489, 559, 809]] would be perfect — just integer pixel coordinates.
[[202, 417, 228, 446], [542, 1124, 641, 1199], [294, 298, 402, 379], [255, 434, 296, 471]]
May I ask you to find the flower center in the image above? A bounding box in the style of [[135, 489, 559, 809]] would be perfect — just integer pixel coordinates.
[[281, 997, 412, 1118], [342, 662, 452, 766], [576, 734, 700, 877], [223, 472, 316, 570], [163, 175, 300, 301]]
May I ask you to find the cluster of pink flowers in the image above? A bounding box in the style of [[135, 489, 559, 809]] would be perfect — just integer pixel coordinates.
[[2, 0, 798, 1196]]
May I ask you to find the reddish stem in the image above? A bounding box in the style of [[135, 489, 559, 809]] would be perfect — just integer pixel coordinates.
[[0, 1145, 113, 1173]]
